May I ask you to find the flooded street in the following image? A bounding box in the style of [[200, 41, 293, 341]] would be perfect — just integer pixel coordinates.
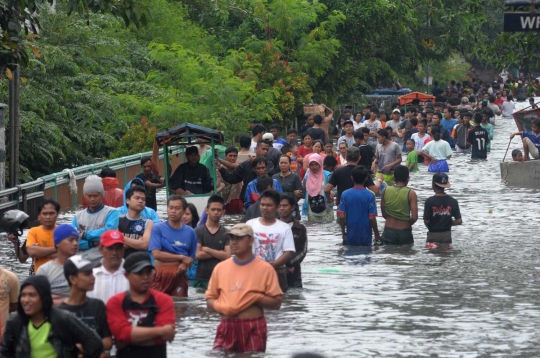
[[2, 115, 540, 357]]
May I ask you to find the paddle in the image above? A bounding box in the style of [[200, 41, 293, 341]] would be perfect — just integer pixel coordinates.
[[502, 137, 512, 162]]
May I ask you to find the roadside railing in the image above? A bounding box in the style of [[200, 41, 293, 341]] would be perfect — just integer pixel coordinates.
[[0, 146, 184, 224]]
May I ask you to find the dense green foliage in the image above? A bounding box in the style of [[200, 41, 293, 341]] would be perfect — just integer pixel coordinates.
[[0, 0, 148, 71], [0, 0, 517, 181]]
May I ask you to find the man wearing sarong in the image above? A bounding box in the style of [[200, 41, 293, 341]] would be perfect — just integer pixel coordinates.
[[149, 195, 197, 298]]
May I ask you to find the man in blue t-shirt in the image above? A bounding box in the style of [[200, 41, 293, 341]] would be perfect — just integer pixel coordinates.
[[510, 118, 540, 161], [442, 107, 458, 148], [337, 166, 380, 246], [149, 195, 197, 297]]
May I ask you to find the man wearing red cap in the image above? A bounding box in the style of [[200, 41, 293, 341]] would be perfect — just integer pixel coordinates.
[[87, 230, 129, 304]]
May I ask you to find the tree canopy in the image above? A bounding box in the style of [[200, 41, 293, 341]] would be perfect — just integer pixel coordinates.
[[0, 0, 527, 181]]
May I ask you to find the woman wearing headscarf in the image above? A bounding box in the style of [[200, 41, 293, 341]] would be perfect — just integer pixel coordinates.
[[302, 140, 326, 172], [302, 154, 334, 223], [0, 275, 103, 358]]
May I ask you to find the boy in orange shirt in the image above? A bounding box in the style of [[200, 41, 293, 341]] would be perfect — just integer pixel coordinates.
[[26, 199, 60, 273], [205, 223, 282, 353]]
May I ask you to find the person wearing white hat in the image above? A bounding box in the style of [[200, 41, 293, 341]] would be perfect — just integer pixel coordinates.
[[387, 109, 403, 134], [262, 132, 283, 169], [72, 175, 119, 267]]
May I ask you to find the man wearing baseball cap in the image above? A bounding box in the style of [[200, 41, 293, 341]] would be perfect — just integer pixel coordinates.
[[36, 224, 79, 305], [107, 252, 176, 358], [169, 145, 213, 195], [388, 109, 403, 140], [206, 223, 282, 353], [87, 230, 129, 303], [423, 173, 462, 247], [60, 255, 112, 356], [262, 132, 283, 169]]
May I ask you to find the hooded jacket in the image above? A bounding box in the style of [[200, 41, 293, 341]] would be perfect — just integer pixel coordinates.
[[82, 177, 124, 209], [116, 178, 160, 224], [0, 276, 103, 358]]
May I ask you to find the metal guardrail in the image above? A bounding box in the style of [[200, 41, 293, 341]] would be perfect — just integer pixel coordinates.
[[0, 146, 184, 223]]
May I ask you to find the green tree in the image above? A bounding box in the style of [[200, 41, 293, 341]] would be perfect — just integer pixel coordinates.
[[179, 0, 344, 120], [0, 0, 149, 71]]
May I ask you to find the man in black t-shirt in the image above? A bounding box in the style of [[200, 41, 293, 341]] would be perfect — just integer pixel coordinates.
[[423, 173, 462, 246], [169, 146, 213, 195], [354, 128, 375, 170], [325, 147, 381, 205], [106, 253, 176, 358], [447, 90, 461, 109], [299, 114, 314, 137], [280, 129, 298, 155], [308, 115, 326, 142], [61, 255, 112, 356], [467, 113, 490, 159], [194, 195, 230, 289], [136, 157, 164, 211]]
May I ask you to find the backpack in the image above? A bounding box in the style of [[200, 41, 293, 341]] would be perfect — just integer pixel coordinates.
[[455, 125, 471, 149]]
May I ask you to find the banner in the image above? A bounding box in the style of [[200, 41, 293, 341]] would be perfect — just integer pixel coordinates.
[[512, 107, 540, 132], [504, 12, 540, 32]]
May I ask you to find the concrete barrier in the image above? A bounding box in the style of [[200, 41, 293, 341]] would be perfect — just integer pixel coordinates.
[[43, 153, 184, 211], [500, 160, 540, 188]]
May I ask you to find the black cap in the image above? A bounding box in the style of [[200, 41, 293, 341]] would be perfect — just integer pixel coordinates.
[[433, 173, 451, 188], [124, 252, 154, 273]]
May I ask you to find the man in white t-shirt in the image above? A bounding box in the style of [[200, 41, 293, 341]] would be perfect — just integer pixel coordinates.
[[502, 95, 516, 117], [87, 230, 129, 304], [246, 189, 295, 293], [249, 124, 267, 153]]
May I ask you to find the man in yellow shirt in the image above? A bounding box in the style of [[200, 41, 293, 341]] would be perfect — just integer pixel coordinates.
[[26, 200, 60, 273], [0, 268, 18, 335]]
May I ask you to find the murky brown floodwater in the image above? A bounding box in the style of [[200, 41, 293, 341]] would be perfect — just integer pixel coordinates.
[[2, 109, 540, 357]]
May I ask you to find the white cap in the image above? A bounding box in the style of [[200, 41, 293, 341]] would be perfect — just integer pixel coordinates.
[[262, 133, 274, 141], [392, 109, 401, 114]]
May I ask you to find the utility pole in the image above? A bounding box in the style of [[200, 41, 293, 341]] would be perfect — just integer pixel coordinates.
[[8, 66, 20, 188], [0, 103, 6, 191]]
